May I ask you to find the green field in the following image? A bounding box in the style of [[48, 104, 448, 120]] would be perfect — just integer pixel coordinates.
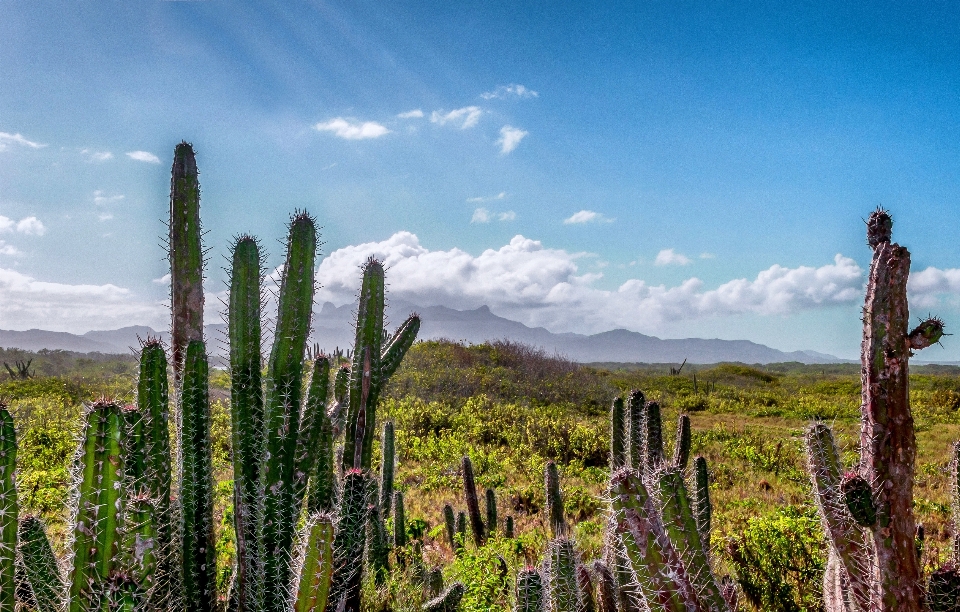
[[4, 341, 960, 611]]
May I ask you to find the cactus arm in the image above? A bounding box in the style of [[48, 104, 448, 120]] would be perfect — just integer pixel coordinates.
[[295, 356, 331, 508], [656, 469, 727, 610], [609, 469, 697, 612], [545, 461, 565, 538], [18, 516, 64, 612], [461, 456, 486, 546], [673, 414, 691, 470], [342, 259, 385, 472], [643, 401, 664, 473], [179, 341, 217, 612], [627, 391, 644, 471], [858, 209, 922, 609], [485, 489, 498, 536], [422, 582, 465, 612], [169, 141, 204, 382], [69, 401, 124, 612], [380, 314, 420, 381], [334, 365, 349, 405], [0, 405, 18, 612], [547, 537, 580, 612], [610, 397, 626, 470], [805, 424, 871, 610], [515, 568, 544, 612], [305, 407, 335, 515], [380, 421, 395, 518], [443, 504, 456, 549], [121, 406, 146, 492], [136, 340, 172, 611], [261, 213, 318, 612], [292, 514, 334, 612]]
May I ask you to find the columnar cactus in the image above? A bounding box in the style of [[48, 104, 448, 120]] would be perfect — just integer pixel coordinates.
[[292, 514, 334, 612], [545, 461, 565, 538], [423, 582, 465, 612], [380, 421, 395, 519], [0, 404, 18, 612], [609, 397, 626, 470], [515, 568, 545, 612], [168, 141, 204, 381], [805, 209, 945, 612], [18, 516, 63, 612], [462, 456, 486, 546], [443, 504, 456, 549], [546, 538, 580, 612], [486, 488, 498, 536]]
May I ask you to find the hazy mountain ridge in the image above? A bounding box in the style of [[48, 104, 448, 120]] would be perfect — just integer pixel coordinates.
[[0, 301, 846, 364]]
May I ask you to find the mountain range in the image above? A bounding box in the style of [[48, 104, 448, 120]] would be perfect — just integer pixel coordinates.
[[0, 300, 844, 364]]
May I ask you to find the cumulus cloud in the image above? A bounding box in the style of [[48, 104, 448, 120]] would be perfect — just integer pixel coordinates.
[[126, 151, 161, 163], [655, 249, 692, 266], [0, 241, 20, 256], [0, 132, 45, 151], [563, 210, 614, 225], [153, 273, 171, 284], [498, 211, 517, 221], [93, 190, 125, 206], [430, 106, 483, 129], [471, 208, 492, 224], [467, 192, 507, 203], [0, 267, 166, 332], [497, 125, 527, 154], [0, 215, 46, 236], [908, 266, 960, 308], [397, 109, 424, 119], [313, 232, 866, 334], [315, 118, 390, 140], [481, 84, 539, 100]]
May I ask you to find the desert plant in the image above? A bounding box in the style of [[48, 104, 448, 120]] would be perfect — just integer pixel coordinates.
[[806, 209, 946, 612]]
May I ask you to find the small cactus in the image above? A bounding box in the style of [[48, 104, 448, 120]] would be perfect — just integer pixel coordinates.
[[486, 488, 498, 536], [423, 582, 465, 612], [545, 461, 565, 538], [443, 504, 456, 549], [515, 568, 545, 612], [462, 456, 486, 546]]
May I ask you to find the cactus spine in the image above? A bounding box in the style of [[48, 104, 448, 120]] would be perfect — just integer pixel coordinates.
[[805, 209, 945, 612], [516, 568, 545, 612], [69, 401, 124, 612], [169, 141, 203, 382], [18, 516, 63, 612], [292, 514, 334, 612], [0, 404, 17, 612], [179, 340, 216, 612]]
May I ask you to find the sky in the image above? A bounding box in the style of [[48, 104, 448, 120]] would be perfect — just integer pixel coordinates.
[[1, 1, 959, 360]]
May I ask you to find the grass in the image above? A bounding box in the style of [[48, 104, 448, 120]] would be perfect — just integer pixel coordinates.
[[6, 339, 960, 611]]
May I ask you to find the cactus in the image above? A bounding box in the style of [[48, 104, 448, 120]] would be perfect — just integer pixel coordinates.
[[486, 488, 498, 536], [0, 404, 18, 612], [394, 491, 408, 550], [609, 397, 626, 470], [626, 391, 644, 471], [98, 575, 142, 612], [380, 421, 395, 519], [18, 516, 64, 612], [367, 503, 390, 586], [643, 401, 664, 472], [297, 356, 332, 513], [178, 340, 216, 612], [169, 141, 204, 382], [505, 516, 514, 540], [329, 470, 369, 612], [589, 561, 616, 612], [673, 414, 691, 470], [546, 538, 580, 612], [425, 567, 444, 600], [443, 504, 456, 549], [545, 461, 565, 538], [462, 456, 486, 547], [575, 565, 595, 612], [692, 456, 711, 548], [455, 512, 467, 554], [516, 568, 545, 612], [292, 514, 334, 612], [805, 209, 944, 612], [121, 495, 157, 598], [69, 400, 125, 612], [928, 565, 960, 612], [423, 582, 465, 612]]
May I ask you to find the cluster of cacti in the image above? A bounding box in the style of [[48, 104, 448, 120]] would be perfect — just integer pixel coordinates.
[[805, 209, 947, 612]]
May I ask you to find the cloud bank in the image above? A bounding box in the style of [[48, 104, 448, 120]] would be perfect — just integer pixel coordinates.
[[314, 232, 867, 334]]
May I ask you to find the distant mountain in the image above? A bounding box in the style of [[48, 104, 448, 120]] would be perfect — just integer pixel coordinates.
[[0, 301, 845, 364]]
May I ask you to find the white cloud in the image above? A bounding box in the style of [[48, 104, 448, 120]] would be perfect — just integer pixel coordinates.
[[153, 273, 171, 284], [481, 84, 539, 100], [907, 266, 960, 308], [655, 249, 692, 266], [0, 267, 166, 332], [497, 125, 528, 154], [98, 213, 114, 222], [700, 252, 716, 259], [467, 192, 507, 203], [94, 190, 125, 206], [397, 109, 424, 119], [81, 149, 113, 162], [15, 217, 45, 236], [0, 241, 20, 256], [471, 208, 491, 224], [563, 210, 614, 225], [315, 118, 390, 140], [126, 150, 161, 163], [430, 106, 483, 129], [498, 211, 517, 221], [0, 215, 46, 236], [314, 232, 866, 334], [0, 132, 45, 151]]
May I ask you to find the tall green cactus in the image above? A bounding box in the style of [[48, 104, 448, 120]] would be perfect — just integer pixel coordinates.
[[805, 209, 944, 612], [609, 397, 626, 470], [394, 491, 408, 550], [122, 495, 158, 598], [18, 516, 63, 612], [546, 538, 580, 612], [462, 456, 486, 547], [545, 461, 565, 538], [515, 568, 544, 612], [485, 488, 498, 536], [330, 470, 369, 612], [69, 401, 125, 612], [0, 403, 18, 612], [169, 141, 204, 381], [380, 421, 395, 519], [292, 514, 334, 612], [626, 391, 644, 471], [179, 340, 216, 612], [296, 356, 331, 509], [443, 504, 456, 550]]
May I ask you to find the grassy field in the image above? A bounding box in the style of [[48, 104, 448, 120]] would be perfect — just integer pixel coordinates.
[[4, 341, 960, 611]]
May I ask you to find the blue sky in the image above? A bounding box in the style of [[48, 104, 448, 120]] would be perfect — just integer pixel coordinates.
[[1, 1, 959, 360]]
